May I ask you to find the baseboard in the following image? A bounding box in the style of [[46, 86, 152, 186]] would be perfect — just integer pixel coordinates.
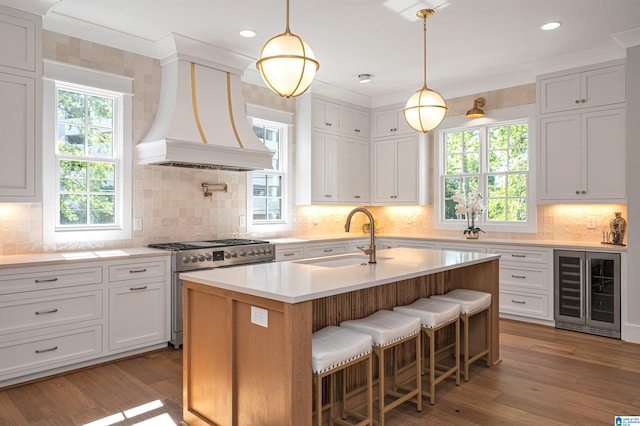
[[622, 323, 640, 344]]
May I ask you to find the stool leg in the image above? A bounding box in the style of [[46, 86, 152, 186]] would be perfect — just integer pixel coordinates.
[[377, 346, 385, 426], [315, 374, 322, 426], [486, 308, 492, 367], [366, 354, 373, 426], [462, 313, 470, 382], [455, 317, 461, 386], [428, 328, 436, 405], [415, 332, 422, 412]]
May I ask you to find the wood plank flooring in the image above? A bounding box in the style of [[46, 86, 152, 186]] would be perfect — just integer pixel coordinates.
[[1, 319, 639, 425]]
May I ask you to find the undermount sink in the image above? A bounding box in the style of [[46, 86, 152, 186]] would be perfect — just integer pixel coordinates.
[[295, 255, 393, 268]]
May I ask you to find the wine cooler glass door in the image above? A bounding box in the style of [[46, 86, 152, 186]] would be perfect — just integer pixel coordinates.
[[555, 252, 584, 324], [586, 252, 620, 330]]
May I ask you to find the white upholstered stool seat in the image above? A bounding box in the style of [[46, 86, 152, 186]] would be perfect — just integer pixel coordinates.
[[312, 326, 373, 426], [394, 298, 460, 404], [430, 289, 492, 381], [340, 310, 422, 426]]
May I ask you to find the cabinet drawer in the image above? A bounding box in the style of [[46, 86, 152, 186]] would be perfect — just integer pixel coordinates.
[[305, 244, 348, 258], [0, 290, 102, 335], [500, 290, 550, 319], [0, 325, 102, 378], [275, 247, 305, 261], [0, 267, 103, 294], [499, 266, 549, 291], [491, 247, 549, 264], [109, 260, 166, 282]]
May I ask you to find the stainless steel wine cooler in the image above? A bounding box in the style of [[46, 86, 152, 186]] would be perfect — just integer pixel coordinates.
[[554, 250, 620, 339]]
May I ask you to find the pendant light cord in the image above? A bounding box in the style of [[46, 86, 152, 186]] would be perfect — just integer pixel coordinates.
[[285, 0, 291, 33], [422, 15, 427, 89]]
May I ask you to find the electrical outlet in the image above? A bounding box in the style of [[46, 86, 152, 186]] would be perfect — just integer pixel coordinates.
[[239, 215, 246, 227], [406, 215, 413, 224], [313, 216, 320, 224], [133, 217, 143, 231], [251, 306, 268, 328], [587, 216, 596, 229]]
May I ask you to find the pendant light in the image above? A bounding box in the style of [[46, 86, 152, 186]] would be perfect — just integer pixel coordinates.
[[403, 9, 447, 133], [256, 0, 319, 98]]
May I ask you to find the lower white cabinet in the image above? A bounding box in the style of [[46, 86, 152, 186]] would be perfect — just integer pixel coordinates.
[[0, 253, 170, 387], [275, 245, 305, 261], [305, 243, 348, 258], [108, 281, 166, 351], [490, 246, 553, 323]]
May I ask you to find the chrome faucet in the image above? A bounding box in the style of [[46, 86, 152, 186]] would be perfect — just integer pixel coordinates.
[[344, 207, 376, 263]]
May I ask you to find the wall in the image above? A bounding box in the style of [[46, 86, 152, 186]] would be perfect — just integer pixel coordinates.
[[0, 32, 628, 255]]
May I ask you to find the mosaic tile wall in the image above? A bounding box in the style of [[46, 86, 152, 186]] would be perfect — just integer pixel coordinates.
[[0, 32, 626, 255]]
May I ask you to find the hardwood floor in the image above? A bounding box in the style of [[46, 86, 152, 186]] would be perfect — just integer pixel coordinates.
[[1, 319, 639, 425]]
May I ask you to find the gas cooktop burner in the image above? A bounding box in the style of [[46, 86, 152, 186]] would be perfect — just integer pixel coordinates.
[[149, 239, 271, 251]]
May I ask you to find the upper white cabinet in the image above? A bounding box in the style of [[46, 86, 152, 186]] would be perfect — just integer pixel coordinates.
[[312, 97, 342, 133], [537, 60, 626, 203], [372, 105, 412, 138], [296, 93, 371, 205], [372, 135, 428, 205], [0, 6, 41, 202], [343, 106, 370, 139], [538, 62, 626, 114]]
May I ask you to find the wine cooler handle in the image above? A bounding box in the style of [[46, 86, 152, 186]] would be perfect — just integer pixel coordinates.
[[580, 258, 585, 319], [585, 259, 591, 320]]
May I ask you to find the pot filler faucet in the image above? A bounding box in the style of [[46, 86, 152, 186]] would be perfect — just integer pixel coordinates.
[[344, 207, 377, 263]]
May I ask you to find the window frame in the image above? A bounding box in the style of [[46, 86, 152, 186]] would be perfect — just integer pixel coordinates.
[[246, 105, 294, 234], [42, 61, 133, 243], [434, 104, 537, 234]]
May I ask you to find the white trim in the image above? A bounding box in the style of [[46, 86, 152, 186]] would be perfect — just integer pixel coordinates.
[[42, 63, 132, 243], [434, 104, 537, 234], [246, 103, 294, 125], [43, 60, 133, 94]]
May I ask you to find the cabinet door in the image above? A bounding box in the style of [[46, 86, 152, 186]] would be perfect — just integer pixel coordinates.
[[372, 139, 397, 202], [343, 107, 370, 138], [394, 137, 418, 203], [582, 108, 626, 200], [539, 113, 582, 201], [0, 11, 36, 72], [108, 281, 167, 350], [539, 73, 581, 114], [373, 107, 411, 138], [343, 138, 370, 203], [581, 64, 626, 110], [311, 132, 341, 203], [312, 98, 341, 132], [0, 72, 36, 200]]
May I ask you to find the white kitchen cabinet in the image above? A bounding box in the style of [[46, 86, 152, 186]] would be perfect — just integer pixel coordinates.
[[343, 106, 370, 139], [304, 242, 348, 258], [539, 107, 626, 202], [438, 243, 487, 253], [312, 97, 342, 133], [372, 135, 426, 205], [0, 253, 170, 387], [538, 62, 625, 114], [343, 137, 370, 204], [0, 6, 41, 202], [310, 132, 342, 203], [372, 105, 412, 138], [275, 245, 305, 261], [297, 93, 371, 205], [490, 246, 553, 323]]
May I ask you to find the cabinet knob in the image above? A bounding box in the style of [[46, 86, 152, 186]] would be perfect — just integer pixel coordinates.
[[581, 190, 586, 194], [581, 99, 586, 103], [324, 194, 332, 198], [576, 190, 580, 194], [325, 122, 332, 126], [355, 195, 361, 198], [355, 129, 360, 133], [575, 100, 580, 104]]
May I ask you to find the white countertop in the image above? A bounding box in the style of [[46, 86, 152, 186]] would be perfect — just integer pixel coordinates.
[[180, 247, 500, 304], [0, 247, 170, 269]]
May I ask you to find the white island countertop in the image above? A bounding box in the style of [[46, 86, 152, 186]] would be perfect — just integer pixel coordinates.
[[180, 247, 500, 304]]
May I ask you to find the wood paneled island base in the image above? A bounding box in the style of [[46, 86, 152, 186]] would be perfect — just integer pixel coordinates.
[[181, 249, 500, 426]]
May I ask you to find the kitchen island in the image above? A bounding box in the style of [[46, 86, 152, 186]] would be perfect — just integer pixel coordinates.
[[180, 247, 500, 426]]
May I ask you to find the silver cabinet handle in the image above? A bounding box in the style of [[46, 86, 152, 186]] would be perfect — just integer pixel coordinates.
[[35, 346, 58, 354], [283, 253, 295, 257], [35, 308, 59, 315], [324, 194, 332, 198], [130, 285, 148, 291], [511, 300, 526, 304], [511, 254, 526, 258], [35, 277, 58, 283], [323, 249, 333, 253], [511, 275, 526, 279], [355, 195, 361, 199], [129, 268, 147, 273]]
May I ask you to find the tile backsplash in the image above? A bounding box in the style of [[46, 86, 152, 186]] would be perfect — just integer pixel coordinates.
[[0, 32, 626, 255]]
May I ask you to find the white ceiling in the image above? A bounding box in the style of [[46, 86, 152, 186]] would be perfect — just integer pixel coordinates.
[[4, 0, 640, 106]]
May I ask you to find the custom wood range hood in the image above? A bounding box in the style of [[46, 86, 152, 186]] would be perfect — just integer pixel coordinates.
[[136, 33, 273, 171]]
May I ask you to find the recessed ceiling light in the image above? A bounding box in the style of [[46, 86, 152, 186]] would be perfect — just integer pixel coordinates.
[[541, 21, 562, 31], [358, 74, 372, 83], [239, 29, 256, 38]]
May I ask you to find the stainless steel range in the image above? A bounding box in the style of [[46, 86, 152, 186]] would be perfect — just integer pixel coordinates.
[[149, 239, 275, 348]]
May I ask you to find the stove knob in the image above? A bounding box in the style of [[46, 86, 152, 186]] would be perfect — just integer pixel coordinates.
[[224, 252, 231, 259], [231, 252, 238, 258], [198, 254, 205, 262], [205, 253, 213, 261], [249, 250, 255, 256], [239, 251, 246, 257], [265, 249, 272, 255], [190, 255, 198, 263], [259, 249, 266, 255], [182, 256, 190, 264]]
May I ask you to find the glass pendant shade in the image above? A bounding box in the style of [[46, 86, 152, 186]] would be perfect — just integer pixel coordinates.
[[404, 86, 447, 132], [257, 32, 318, 98]]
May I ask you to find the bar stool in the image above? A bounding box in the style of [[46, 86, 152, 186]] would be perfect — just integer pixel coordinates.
[[393, 298, 460, 404], [431, 289, 492, 381], [312, 326, 373, 426], [340, 310, 422, 426]]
